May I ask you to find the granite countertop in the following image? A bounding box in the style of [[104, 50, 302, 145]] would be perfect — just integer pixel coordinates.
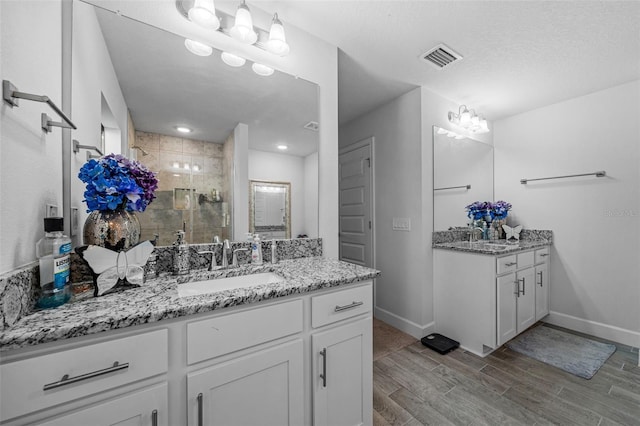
[[433, 239, 551, 255], [0, 257, 379, 353]]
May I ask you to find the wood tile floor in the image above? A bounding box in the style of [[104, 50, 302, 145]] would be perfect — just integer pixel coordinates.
[[372, 319, 640, 426]]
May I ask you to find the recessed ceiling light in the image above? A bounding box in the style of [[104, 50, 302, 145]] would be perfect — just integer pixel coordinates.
[[176, 126, 192, 133], [184, 39, 213, 56], [221, 52, 246, 67], [277, 144, 288, 150], [252, 63, 274, 77]]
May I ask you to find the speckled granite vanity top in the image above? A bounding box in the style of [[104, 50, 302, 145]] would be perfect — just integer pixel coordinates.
[[433, 239, 550, 255], [0, 258, 379, 352]]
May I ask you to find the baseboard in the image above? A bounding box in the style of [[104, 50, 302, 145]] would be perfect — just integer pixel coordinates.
[[374, 306, 435, 339], [544, 311, 640, 350]]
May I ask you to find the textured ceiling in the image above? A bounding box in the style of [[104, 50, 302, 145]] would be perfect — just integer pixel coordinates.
[[259, 0, 640, 124]]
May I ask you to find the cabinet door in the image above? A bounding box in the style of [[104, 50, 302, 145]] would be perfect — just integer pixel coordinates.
[[187, 339, 303, 426], [497, 273, 518, 346], [535, 263, 550, 321], [516, 267, 536, 333], [312, 317, 372, 426], [35, 383, 168, 426]]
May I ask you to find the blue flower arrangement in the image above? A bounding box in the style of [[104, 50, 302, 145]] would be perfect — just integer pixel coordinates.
[[78, 154, 158, 212], [465, 200, 512, 221]]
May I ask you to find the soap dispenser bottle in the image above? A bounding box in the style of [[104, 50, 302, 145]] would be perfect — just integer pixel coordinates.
[[251, 234, 263, 265], [173, 230, 190, 275]]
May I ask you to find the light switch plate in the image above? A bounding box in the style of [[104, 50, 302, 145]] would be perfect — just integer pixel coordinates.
[[71, 207, 79, 236], [392, 217, 411, 231]]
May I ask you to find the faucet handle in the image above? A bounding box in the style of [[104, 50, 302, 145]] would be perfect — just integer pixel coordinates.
[[232, 248, 249, 267], [197, 250, 217, 271]]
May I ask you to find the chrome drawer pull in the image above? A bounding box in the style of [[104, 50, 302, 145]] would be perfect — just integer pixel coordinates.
[[539, 253, 549, 257], [505, 262, 517, 267], [197, 393, 204, 426], [334, 301, 364, 312], [151, 409, 158, 426], [319, 348, 327, 388], [538, 271, 543, 286], [43, 361, 129, 391]]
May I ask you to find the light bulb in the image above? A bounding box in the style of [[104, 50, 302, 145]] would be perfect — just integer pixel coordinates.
[[277, 144, 288, 150], [460, 108, 471, 127], [266, 13, 290, 56], [479, 118, 490, 133], [184, 39, 213, 57], [221, 52, 246, 67], [252, 63, 274, 76], [230, 1, 257, 44], [188, 0, 220, 30], [470, 114, 480, 129]]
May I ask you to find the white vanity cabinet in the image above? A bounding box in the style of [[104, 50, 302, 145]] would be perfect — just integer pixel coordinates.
[[434, 246, 550, 357], [0, 281, 373, 426], [534, 247, 550, 321]]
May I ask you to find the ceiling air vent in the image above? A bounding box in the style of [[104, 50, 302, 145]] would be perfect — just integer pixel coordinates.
[[304, 121, 319, 132], [420, 44, 463, 69]]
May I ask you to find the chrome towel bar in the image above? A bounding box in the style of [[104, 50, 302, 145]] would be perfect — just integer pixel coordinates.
[[434, 184, 471, 191], [3, 79, 77, 132], [520, 171, 606, 185]]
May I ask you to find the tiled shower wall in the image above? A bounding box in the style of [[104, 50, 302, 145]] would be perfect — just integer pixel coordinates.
[[134, 131, 232, 245]]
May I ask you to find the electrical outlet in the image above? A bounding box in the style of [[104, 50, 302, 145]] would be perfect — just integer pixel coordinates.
[[392, 217, 411, 231], [71, 207, 79, 236], [45, 204, 58, 218]]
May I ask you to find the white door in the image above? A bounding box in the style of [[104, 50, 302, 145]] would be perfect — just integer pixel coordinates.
[[187, 340, 304, 426], [312, 318, 373, 426], [516, 267, 536, 333], [339, 140, 373, 267], [36, 383, 168, 426], [497, 273, 517, 346], [535, 263, 549, 321]]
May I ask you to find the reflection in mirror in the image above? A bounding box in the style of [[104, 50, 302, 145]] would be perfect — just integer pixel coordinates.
[[433, 126, 494, 230], [249, 180, 291, 239], [72, 2, 319, 245]]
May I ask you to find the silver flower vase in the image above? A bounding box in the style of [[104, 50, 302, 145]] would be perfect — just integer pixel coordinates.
[[83, 209, 141, 251]]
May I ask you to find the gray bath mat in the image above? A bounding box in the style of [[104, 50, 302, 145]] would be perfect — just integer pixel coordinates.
[[506, 325, 616, 379]]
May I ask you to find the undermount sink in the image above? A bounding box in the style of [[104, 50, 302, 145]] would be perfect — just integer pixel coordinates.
[[177, 272, 284, 298]]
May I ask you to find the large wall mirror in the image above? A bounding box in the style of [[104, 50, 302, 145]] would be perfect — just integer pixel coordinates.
[[433, 126, 493, 230], [70, 1, 319, 246]]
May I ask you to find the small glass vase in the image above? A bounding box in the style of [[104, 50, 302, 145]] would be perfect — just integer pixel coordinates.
[[83, 209, 141, 251]]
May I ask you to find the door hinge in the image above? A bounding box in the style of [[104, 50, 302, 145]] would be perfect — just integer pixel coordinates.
[[366, 157, 370, 168]]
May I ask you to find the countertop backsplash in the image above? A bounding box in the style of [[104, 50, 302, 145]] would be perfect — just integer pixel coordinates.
[[0, 238, 322, 330]]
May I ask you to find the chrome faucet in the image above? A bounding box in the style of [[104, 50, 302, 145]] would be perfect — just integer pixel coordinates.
[[232, 248, 249, 267], [469, 224, 484, 242], [197, 250, 216, 271], [221, 239, 231, 268]]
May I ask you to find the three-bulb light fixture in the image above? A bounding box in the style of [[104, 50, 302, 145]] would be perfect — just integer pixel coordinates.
[[448, 105, 490, 133], [182, 0, 289, 77]]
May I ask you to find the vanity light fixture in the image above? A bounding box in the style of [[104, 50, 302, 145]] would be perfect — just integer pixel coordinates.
[[192, 164, 200, 172], [230, 0, 258, 45], [184, 39, 213, 56], [252, 63, 274, 76], [221, 51, 246, 67], [173, 161, 181, 168], [266, 13, 290, 56], [188, 0, 220, 29], [448, 105, 490, 133], [176, 126, 192, 133]]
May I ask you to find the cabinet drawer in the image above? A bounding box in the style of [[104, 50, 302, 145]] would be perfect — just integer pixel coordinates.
[[312, 283, 372, 328], [517, 251, 534, 268], [187, 299, 303, 365], [0, 329, 168, 422], [535, 247, 550, 264], [497, 255, 518, 275]]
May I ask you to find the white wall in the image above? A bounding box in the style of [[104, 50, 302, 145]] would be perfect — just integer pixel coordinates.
[[1, 0, 63, 273], [494, 81, 640, 348], [85, 0, 339, 257], [233, 123, 249, 240], [249, 150, 316, 238], [70, 0, 129, 245], [304, 152, 319, 238]]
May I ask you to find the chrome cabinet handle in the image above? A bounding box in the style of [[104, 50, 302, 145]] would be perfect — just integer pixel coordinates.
[[514, 278, 525, 297], [151, 409, 158, 426], [197, 393, 203, 426], [539, 253, 549, 257], [320, 348, 327, 388], [505, 262, 517, 267], [43, 361, 129, 391], [537, 271, 543, 286], [334, 301, 364, 312], [521, 277, 526, 296]]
